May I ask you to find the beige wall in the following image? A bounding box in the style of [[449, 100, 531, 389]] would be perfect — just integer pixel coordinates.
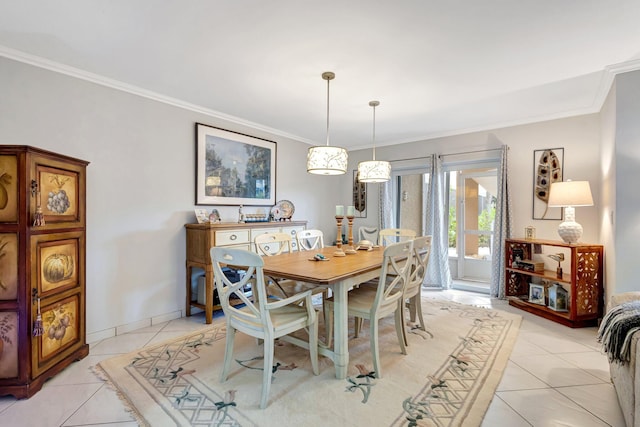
[[347, 114, 602, 247]]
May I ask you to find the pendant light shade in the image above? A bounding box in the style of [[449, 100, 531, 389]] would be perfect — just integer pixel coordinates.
[[307, 72, 348, 175], [358, 100, 390, 183]]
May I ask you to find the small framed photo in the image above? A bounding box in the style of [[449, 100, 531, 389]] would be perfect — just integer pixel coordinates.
[[528, 283, 545, 305], [548, 283, 569, 312], [525, 226, 536, 240], [194, 208, 209, 224]]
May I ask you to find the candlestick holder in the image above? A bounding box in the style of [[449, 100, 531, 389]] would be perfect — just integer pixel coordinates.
[[334, 215, 346, 257], [345, 215, 357, 254]]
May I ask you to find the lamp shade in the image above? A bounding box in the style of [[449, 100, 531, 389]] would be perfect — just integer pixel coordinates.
[[547, 180, 593, 244], [307, 146, 348, 175], [547, 181, 593, 207], [357, 160, 391, 183]]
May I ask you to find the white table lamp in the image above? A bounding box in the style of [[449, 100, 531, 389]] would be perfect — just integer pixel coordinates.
[[547, 180, 593, 244]]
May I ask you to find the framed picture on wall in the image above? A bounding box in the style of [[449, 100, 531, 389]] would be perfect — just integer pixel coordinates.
[[196, 123, 276, 206], [532, 148, 564, 220]]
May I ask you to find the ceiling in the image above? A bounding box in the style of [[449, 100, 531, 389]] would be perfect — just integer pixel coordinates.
[[1, 1, 640, 150]]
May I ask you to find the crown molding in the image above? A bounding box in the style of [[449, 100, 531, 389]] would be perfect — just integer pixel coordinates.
[[0, 45, 313, 145]]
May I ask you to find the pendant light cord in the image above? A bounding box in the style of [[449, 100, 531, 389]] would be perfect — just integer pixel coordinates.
[[325, 76, 330, 147], [370, 100, 380, 160], [372, 103, 376, 160]]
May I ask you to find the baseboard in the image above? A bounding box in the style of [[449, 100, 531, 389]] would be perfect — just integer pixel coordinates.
[[86, 309, 185, 344]]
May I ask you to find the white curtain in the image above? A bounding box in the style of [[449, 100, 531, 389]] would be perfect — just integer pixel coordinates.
[[424, 154, 452, 288], [490, 145, 513, 298], [379, 179, 394, 230]]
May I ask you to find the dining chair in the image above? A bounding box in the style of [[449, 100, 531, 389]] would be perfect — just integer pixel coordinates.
[[296, 229, 325, 251], [378, 228, 417, 246], [210, 247, 319, 409], [358, 226, 379, 244], [295, 229, 331, 327], [401, 235, 432, 346], [254, 232, 326, 299], [325, 240, 414, 378]]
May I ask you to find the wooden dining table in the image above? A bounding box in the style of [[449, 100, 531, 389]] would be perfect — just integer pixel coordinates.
[[261, 245, 385, 379]]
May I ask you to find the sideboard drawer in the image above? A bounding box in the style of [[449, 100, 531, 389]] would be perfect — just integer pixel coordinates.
[[215, 230, 250, 246]]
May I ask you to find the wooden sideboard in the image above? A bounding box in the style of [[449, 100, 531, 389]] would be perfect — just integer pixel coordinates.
[[184, 221, 307, 323], [0, 146, 89, 398]]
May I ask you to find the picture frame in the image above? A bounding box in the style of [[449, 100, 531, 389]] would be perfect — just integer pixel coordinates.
[[524, 226, 536, 240], [194, 208, 209, 224], [196, 123, 276, 206], [532, 148, 564, 220], [548, 283, 569, 312], [352, 170, 367, 218], [528, 283, 545, 305]]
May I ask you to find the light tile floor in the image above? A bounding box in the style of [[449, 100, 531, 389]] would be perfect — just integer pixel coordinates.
[[0, 290, 626, 426]]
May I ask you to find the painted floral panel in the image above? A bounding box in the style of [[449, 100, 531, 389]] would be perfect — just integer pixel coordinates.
[[0, 233, 18, 300], [0, 155, 18, 223]]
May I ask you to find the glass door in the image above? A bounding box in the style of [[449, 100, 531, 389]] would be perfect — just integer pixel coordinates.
[[447, 167, 497, 291]]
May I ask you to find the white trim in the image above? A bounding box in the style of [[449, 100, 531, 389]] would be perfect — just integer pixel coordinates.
[[0, 45, 314, 145]]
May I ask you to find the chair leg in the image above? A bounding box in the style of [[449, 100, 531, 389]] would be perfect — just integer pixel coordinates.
[[325, 302, 333, 348], [322, 298, 330, 343], [354, 317, 364, 337], [221, 325, 236, 382], [395, 308, 407, 356], [413, 295, 426, 331], [370, 317, 381, 378], [400, 299, 409, 347], [409, 296, 417, 323], [260, 337, 275, 409], [309, 317, 319, 375]]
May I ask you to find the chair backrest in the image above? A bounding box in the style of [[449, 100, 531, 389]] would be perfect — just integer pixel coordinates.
[[358, 226, 379, 243], [378, 228, 417, 246], [372, 240, 414, 312], [405, 236, 432, 298], [210, 247, 272, 331], [296, 229, 324, 251], [254, 232, 293, 256]]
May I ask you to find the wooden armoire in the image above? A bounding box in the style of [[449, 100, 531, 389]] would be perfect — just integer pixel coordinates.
[[0, 146, 89, 398]]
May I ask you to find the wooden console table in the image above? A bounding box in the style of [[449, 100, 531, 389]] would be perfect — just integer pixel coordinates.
[[504, 238, 603, 327], [184, 221, 307, 323]]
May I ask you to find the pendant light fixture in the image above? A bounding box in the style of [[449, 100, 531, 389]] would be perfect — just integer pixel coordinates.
[[307, 71, 348, 175], [357, 100, 391, 182]]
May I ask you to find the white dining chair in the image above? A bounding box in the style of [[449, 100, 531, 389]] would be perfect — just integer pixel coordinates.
[[325, 240, 414, 378], [296, 229, 324, 251], [295, 229, 331, 330], [358, 226, 379, 244], [254, 232, 326, 299], [378, 228, 417, 246], [401, 235, 432, 345], [210, 247, 319, 409]]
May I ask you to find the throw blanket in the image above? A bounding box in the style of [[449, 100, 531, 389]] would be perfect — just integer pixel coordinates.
[[598, 300, 640, 364]]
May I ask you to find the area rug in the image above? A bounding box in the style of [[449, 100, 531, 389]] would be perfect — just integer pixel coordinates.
[[96, 298, 521, 426]]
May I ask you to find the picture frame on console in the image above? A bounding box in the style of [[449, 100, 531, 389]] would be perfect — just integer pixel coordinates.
[[528, 283, 545, 305], [195, 123, 276, 206]]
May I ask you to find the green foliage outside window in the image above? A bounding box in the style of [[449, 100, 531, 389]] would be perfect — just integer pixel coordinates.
[[448, 206, 456, 248]]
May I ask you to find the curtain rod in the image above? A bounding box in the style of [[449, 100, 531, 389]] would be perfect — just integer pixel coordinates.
[[388, 146, 507, 164], [438, 147, 506, 158], [389, 156, 432, 163]]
